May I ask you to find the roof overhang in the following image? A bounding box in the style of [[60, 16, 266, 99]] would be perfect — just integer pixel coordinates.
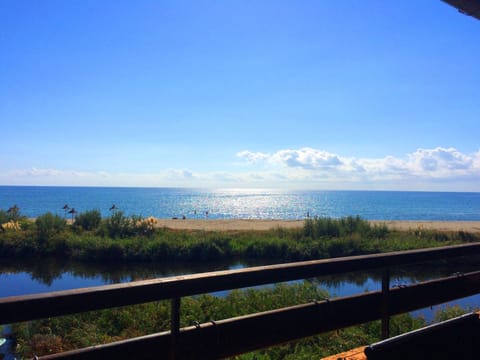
[[442, 0, 480, 20]]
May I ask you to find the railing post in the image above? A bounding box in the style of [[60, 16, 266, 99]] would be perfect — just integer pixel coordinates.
[[171, 297, 181, 360], [381, 268, 390, 339]]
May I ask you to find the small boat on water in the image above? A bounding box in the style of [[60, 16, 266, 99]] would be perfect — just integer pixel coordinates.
[[0, 337, 5, 347]]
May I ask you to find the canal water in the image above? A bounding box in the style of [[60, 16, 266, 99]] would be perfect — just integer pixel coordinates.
[[1, 258, 480, 358]]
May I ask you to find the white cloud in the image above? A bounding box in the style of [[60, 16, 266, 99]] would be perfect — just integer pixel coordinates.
[[237, 148, 343, 170], [11, 168, 98, 180], [236, 146, 480, 187], [271, 148, 342, 170], [2, 168, 202, 187], [164, 169, 197, 180], [1, 147, 479, 191], [235, 150, 270, 164], [408, 147, 474, 174]]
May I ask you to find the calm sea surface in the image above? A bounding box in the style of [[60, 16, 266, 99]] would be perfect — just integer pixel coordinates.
[[0, 186, 479, 220]]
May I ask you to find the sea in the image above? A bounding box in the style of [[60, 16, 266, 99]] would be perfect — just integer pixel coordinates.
[[0, 186, 479, 221]]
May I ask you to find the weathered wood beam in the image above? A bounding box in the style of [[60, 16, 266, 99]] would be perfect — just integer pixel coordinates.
[[38, 270, 480, 360], [2, 243, 479, 325]]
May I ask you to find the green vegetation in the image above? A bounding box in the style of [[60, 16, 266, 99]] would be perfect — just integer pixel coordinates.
[[74, 209, 102, 231], [0, 205, 23, 223], [11, 281, 473, 359], [10, 281, 424, 359], [35, 213, 67, 241], [0, 212, 478, 263], [3, 211, 480, 358]]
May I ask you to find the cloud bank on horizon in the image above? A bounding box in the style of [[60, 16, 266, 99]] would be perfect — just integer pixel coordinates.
[[3, 146, 479, 191]]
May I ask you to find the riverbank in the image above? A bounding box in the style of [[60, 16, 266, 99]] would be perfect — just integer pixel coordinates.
[[2, 216, 478, 264], [154, 219, 480, 232]]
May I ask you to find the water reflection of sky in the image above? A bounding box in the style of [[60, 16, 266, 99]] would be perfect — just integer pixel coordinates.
[[1, 261, 479, 323], [0, 272, 109, 297]]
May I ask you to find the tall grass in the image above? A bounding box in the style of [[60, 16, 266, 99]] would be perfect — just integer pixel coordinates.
[[303, 216, 388, 239]]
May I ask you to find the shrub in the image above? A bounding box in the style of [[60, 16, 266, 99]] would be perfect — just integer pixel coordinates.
[[131, 216, 157, 236], [457, 231, 478, 242], [1, 220, 21, 231], [0, 210, 8, 224], [434, 305, 472, 322], [35, 213, 66, 241], [303, 216, 374, 239], [368, 223, 389, 239], [104, 211, 132, 238], [75, 210, 102, 231]]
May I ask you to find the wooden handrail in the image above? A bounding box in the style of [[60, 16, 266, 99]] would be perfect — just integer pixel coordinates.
[[1, 242, 479, 325], [2, 242, 480, 359], [38, 270, 480, 360]]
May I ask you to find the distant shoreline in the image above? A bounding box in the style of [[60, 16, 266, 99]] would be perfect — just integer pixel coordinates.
[[152, 219, 480, 233]]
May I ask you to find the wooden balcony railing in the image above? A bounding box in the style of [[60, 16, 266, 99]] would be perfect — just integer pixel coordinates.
[[1, 243, 480, 359]]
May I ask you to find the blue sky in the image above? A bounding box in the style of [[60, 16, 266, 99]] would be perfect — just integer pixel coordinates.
[[1, 0, 479, 190]]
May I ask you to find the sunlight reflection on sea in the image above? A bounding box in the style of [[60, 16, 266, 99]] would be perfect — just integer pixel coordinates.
[[1, 186, 479, 220]]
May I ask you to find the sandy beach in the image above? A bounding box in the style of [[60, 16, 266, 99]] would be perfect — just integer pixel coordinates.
[[154, 219, 305, 231], [154, 219, 480, 233]]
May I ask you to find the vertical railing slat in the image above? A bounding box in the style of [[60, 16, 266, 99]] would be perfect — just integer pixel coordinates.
[[381, 268, 390, 339], [170, 297, 181, 360]]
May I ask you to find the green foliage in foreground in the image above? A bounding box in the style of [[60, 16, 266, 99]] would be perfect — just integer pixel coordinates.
[[12, 281, 472, 359], [12, 282, 326, 357], [0, 213, 479, 262], [11, 281, 431, 359]]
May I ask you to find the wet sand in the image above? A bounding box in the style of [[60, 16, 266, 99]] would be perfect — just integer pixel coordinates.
[[154, 219, 480, 233]]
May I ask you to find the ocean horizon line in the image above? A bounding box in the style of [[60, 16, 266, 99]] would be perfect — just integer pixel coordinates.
[[1, 185, 479, 194]]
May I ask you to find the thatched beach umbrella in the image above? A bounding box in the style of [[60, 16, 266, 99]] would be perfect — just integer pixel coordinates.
[[68, 208, 77, 222], [7, 205, 19, 212], [62, 204, 70, 218], [7, 205, 20, 221]]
